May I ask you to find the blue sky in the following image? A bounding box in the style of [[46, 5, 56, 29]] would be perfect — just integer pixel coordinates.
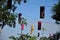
[[0, 0, 59, 40]]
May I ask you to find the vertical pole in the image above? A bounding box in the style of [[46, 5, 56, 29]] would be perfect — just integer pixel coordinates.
[[21, 29, 22, 35], [21, 28, 22, 40], [42, 30, 44, 37], [0, 26, 2, 34], [42, 28, 44, 37], [0, 27, 2, 40]]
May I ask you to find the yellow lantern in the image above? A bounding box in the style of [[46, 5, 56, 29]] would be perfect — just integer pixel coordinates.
[[30, 25, 34, 35]]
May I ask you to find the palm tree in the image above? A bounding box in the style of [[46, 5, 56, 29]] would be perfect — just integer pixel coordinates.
[[29, 36, 37, 40], [9, 33, 31, 40], [9, 33, 37, 40], [0, 0, 27, 4], [51, 0, 60, 24], [0, 0, 27, 29], [40, 37, 48, 40], [0, 6, 17, 29]]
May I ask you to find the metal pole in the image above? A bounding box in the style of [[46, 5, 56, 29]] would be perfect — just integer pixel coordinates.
[[20, 24, 22, 40], [0, 28, 2, 40], [42, 30, 44, 37]]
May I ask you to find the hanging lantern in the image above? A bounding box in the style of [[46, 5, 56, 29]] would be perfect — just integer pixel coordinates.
[[21, 23, 24, 30], [40, 6, 45, 18], [18, 13, 22, 24], [38, 21, 41, 30], [30, 25, 34, 35]]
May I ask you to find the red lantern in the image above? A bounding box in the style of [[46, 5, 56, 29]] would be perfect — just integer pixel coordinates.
[[21, 23, 24, 30], [38, 21, 41, 30]]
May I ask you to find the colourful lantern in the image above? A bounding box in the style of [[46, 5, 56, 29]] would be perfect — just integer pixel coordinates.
[[30, 25, 34, 35], [40, 6, 45, 18], [38, 21, 41, 30], [18, 13, 22, 23], [21, 23, 24, 30]]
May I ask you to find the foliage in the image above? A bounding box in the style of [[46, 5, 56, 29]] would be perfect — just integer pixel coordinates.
[[0, 0, 27, 12], [0, 4, 17, 29], [52, 0, 60, 24], [29, 36, 37, 40], [0, 0, 27, 29], [20, 18, 27, 26], [0, 0, 27, 5], [40, 37, 48, 40], [9, 33, 37, 40]]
